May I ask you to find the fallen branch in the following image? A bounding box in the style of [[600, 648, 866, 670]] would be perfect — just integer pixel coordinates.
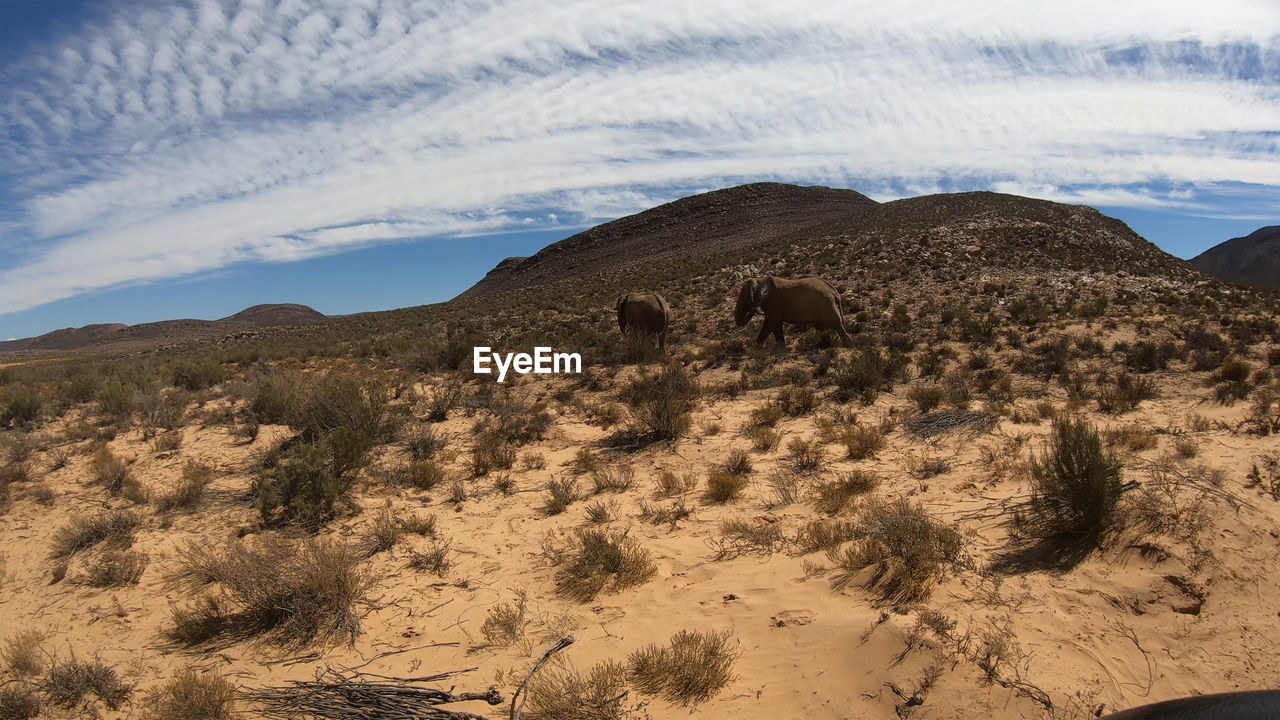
[[510, 634, 576, 720], [905, 410, 997, 440], [245, 668, 502, 720]]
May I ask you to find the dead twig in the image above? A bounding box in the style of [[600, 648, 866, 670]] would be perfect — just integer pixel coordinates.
[[510, 634, 576, 720]]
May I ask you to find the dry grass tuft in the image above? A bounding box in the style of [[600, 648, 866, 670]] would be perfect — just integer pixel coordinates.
[[146, 667, 236, 720], [525, 659, 629, 720], [155, 460, 213, 512], [407, 539, 452, 576], [49, 510, 140, 559], [556, 528, 656, 602], [42, 657, 132, 710], [1, 631, 45, 676], [0, 686, 41, 720], [480, 590, 528, 646], [812, 471, 880, 515], [831, 497, 964, 604], [703, 468, 749, 504], [83, 549, 149, 587], [628, 629, 737, 705], [173, 536, 371, 648]]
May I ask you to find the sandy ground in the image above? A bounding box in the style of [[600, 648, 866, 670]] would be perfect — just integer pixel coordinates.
[[2, 345, 1279, 720]]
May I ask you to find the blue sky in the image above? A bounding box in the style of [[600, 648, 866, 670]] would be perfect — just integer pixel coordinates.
[[2, 1, 1279, 340]]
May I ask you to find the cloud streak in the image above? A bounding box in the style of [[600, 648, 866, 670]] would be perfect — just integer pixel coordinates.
[[2, 0, 1279, 313]]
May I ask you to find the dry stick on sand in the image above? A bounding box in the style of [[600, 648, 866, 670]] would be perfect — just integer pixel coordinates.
[[510, 634, 576, 720], [244, 667, 501, 720]]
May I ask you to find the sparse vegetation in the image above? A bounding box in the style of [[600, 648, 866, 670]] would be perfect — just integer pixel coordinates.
[[628, 629, 737, 705], [49, 510, 140, 559], [831, 497, 964, 604], [556, 528, 656, 601], [813, 471, 880, 514], [145, 667, 236, 720]]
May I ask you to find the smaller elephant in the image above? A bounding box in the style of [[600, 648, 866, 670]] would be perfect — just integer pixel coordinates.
[[734, 275, 853, 347], [616, 291, 671, 351]]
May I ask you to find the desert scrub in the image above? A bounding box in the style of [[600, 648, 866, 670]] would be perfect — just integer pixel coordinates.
[[155, 460, 214, 512], [171, 356, 229, 391], [794, 519, 861, 554], [812, 471, 880, 514], [403, 424, 445, 461], [785, 438, 825, 474], [703, 468, 749, 504], [840, 423, 884, 460], [624, 363, 698, 441], [590, 464, 634, 494], [628, 629, 737, 705], [1095, 372, 1156, 414], [145, 667, 236, 720], [83, 550, 148, 587], [480, 590, 529, 646], [0, 685, 41, 720], [173, 536, 372, 647], [49, 510, 140, 559], [1013, 417, 1125, 541], [830, 497, 964, 604], [407, 539, 453, 576], [1, 385, 42, 427], [88, 446, 131, 495], [254, 437, 372, 528], [556, 528, 656, 602], [43, 657, 132, 710], [907, 384, 944, 413], [544, 477, 581, 515], [2, 631, 45, 676], [712, 517, 784, 560], [524, 659, 629, 720], [653, 469, 696, 497]]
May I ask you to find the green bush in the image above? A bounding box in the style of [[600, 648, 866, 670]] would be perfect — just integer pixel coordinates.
[[171, 357, 229, 391], [1014, 417, 1124, 540], [1, 386, 42, 427]]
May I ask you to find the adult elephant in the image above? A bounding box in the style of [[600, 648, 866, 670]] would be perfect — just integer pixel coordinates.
[[733, 275, 853, 347], [616, 291, 671, 351]]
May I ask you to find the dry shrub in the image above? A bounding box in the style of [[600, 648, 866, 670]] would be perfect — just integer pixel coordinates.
[[49, 510, 140, 559], [398, 512, 437, 537], [812, 471, 880, 515], [403, 424, 445, 461], [639, 499, 693, 528], [1103, 425, 1158, 453], [591, 465, 634, 494], [401, 459, 447, 490], [712, 518, 784, 560], [155, 460, 213, 512], [1095, 372, 1156, 414], [703, 468, 748, 504], [776, 386, 819, 416], [794, 519, 860, 555], [1013, 417, 1125, 541], [748, 425, 780, 451], [907, 384, 944, 413], [83, 550, 148, 587], [173, 536, 371, 648], [721, 450, 752, 476], [831, 498, 964, 604], [525, 659, 629, 720], [653, 470, 696, 498], [786, 438, 825, 474], [556, 528, 656, 602], [766, 470, 801, 507], [146, 667, 236, 720], [0, 686, 40, 720], [625, 363, 698, 441], [584, 499, 615, 524], [544, 477, 581, 515], [424, 378, 462, 422], [480, 590, 528, 646], [43, 657, 132, 710], [747, 403, 784, 429], [2, 631, 44, 676], [840, 424, 884, 460], [628, 629, 737, 705], [89, 446, 131, 495], [360, 505, 402, 556], [407, 539, 452, 576]]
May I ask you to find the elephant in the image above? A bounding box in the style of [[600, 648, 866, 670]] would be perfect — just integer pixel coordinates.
[[733, 275, 853, 347], [616, 291, 671, 351], [1099, 689, 1280, 719]]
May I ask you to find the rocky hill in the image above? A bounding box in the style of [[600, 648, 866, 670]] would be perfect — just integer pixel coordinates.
[[1191, 226, 1280, 289], [454, 182, 878, 300]]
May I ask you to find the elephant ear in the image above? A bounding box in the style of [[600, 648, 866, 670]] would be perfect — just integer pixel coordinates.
[[616, 295, 628, 330], [753, 277, 774, 308]]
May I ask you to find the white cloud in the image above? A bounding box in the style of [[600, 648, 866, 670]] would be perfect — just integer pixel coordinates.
[[2, 0, 1280, 313]]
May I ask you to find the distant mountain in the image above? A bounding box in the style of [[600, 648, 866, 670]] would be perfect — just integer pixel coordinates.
[[0, 303, 329, 353], [1191, 226, 1280, 289], [220, 303, 329, 327]]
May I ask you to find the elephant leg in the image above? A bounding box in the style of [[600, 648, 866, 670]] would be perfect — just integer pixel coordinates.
[[772, 321, 785, 346], [659, 331, 666, 353], [755, 322, 771, 346]]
